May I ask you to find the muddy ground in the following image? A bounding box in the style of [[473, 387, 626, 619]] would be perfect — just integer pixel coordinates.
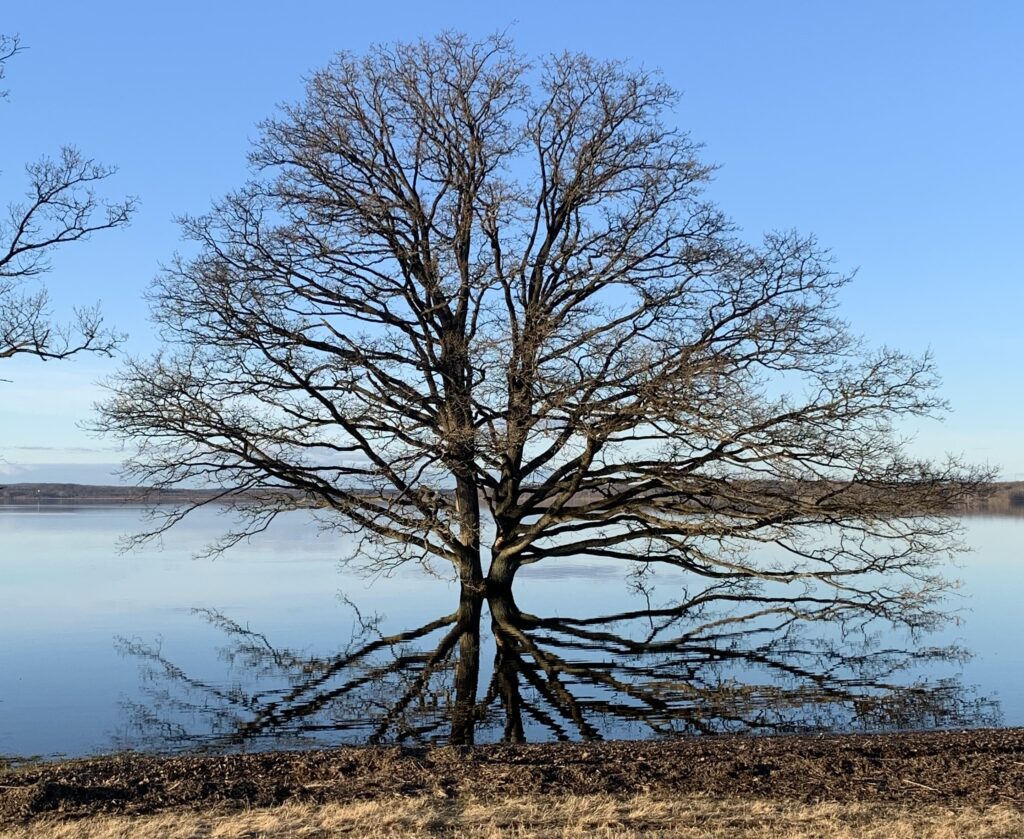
[[3, 729, 1023, 825]]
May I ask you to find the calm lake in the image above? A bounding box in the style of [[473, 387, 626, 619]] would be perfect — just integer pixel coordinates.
[[1, 505, 1022, 759]]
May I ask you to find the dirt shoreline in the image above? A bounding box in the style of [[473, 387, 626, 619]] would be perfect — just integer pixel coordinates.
[[3, 728, 1024, 825]]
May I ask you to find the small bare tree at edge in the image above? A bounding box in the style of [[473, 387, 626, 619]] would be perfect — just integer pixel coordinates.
[[1, 34, 134, 366]]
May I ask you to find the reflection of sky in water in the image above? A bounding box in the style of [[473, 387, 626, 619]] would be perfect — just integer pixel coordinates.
[[0, 506, 1021, 758]]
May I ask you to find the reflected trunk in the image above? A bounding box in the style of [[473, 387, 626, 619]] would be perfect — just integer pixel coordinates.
[[490, 592, 525, 742], [449, 591, 482, 744]]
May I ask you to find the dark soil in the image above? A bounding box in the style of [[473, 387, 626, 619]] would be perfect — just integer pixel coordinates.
[[3, 729, 1024, 825]]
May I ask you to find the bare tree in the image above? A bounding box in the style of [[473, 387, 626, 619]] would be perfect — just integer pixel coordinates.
[[97, 33, 987, 600], [0, 34, 134, 365]]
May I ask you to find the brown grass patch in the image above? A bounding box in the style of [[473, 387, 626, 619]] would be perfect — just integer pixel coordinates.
[[3, 795, 1023, 839]]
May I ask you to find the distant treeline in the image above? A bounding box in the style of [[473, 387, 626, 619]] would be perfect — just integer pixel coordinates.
[[0, 483, 226, 505], [956, 481, 1024, 517], [3, 481, 1024, 516]]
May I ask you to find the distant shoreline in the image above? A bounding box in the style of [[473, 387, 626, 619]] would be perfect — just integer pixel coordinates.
[[2, 481, 1023, 516], [0, 484, 225, 506]]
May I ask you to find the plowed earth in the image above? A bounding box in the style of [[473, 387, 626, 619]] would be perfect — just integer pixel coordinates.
[[3, 729, 1022, 825]]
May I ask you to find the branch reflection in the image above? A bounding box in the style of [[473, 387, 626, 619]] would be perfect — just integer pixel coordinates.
[[115, 583, 999, 752]]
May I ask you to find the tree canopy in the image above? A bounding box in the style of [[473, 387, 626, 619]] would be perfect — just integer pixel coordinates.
[[0, 33, 134, 365], [98, 33, 986, 600]]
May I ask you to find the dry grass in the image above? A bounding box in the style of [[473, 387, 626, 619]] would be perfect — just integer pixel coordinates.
[[3, 794, 1023, 839]]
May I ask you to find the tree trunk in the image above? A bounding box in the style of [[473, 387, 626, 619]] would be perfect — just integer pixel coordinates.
[[486, 551, 519, 594], [454, 474, 484, 589]]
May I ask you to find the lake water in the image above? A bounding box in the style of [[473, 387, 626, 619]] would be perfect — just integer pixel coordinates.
[[1, 506, 1021, 759]]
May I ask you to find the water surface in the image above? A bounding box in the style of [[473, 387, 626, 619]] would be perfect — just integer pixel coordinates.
[[1, 506, 1020, 758]]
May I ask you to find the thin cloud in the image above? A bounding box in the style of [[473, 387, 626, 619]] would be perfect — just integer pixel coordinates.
[[0, 462, 123, 483], [2, 445, 120, 454]]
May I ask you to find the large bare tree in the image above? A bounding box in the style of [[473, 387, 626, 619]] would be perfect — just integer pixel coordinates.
[[0, 34, 134, 365], [98, 33, 986, 599]]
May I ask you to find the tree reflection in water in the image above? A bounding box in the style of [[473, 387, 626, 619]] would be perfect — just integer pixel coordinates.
[[115, 583, 1000, 752]]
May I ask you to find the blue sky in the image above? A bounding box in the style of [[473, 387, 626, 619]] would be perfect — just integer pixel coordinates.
[[1, 1, 1021, 482]]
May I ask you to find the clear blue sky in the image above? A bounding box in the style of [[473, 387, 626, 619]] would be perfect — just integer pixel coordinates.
[[1, 1, 1021, 483]]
